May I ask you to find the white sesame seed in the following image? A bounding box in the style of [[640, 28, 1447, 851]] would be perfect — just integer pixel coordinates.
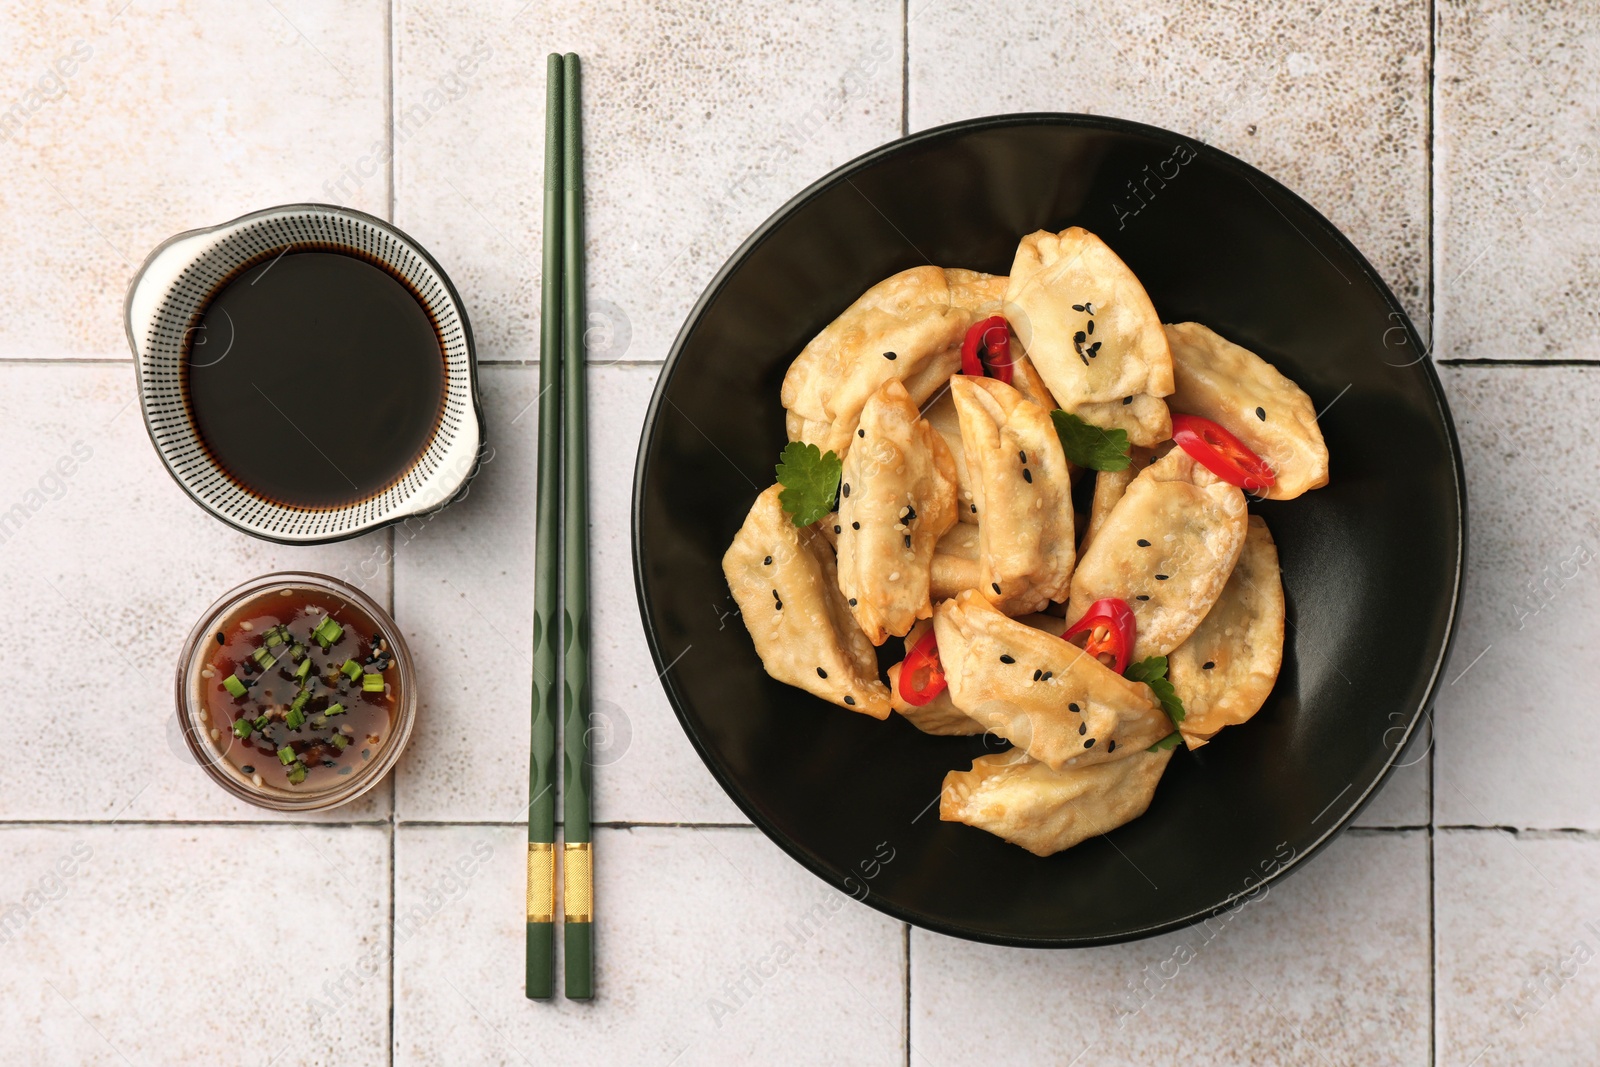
[[252, 773, 263, 787], [198, 708, 208, 722], [201, 667, 215, 679], [888, 572, 901, 582], [240, 621, 254, 631], [209, 728, 219, 741]]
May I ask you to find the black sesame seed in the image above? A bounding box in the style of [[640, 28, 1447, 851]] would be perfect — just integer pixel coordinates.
[[1071, 303, 1086, 312], [883, 351, 897, 360], [1256, 406, 1266, 421], [816, 667, 828, 679], [834, 525, 841, 535], [1155, 574, 1169, 581], [1018, 450, 1027, 463], [848, 598, 858, 606], [1122, 395, 1133, 406], [1068, 702, 1080, 713], [1084, 737, 1095, 748], [1078, 722, 1087, 735], [1088, 341, 1101, 356], [858, 428, 866, 438], [1073, 330, 1086, 344], [851, 521, 860, 530], [1136, 594, 1150, 601], [1085, 303, 1096, 315], [1203, 661, 1215, 670], [903, 534, 912, 548], [241, 765, 255, 774], [1033, 669, 1043, 681], [772, 588, 780, 600], [1022, 469, 1033, 483], [844, 695, 856, 705], [1087, 319, 1095, 335], [1107, 740, 1117, 753], [1000, 654, 1015, 664], [774, 600, 783, 611], [1042, 671, 1053, 681], [1136, 539, 1150, 547], [905, 506, 917, 522], [763, 555, 773, 566], [971, 504, 978, 514], [216, 631, 226, 645], [842, 483, 850, 498], [991, 582, 1002, 594]]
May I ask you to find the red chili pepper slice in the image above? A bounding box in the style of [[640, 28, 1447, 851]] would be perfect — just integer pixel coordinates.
[[1170, 413, 1277, 493], [897, 627, 948, 706], [1063, 597, 1136, 675], [960, 315, 1014, 384]]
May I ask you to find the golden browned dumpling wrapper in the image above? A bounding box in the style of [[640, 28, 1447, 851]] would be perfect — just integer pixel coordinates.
[[782, 267, 1004, 458], [934, 591, 1171, 769], [1078, 445, 1158, 556], [921, 388, 978, 526], [949, 375, 1075, 616], [1069, 447, 1248, 660], [929, 522, 981, 601], [887, 619, 985, 736], [1165, 321, 1329, 500], [941, 747, 1174, 856], [1004, 227, 1174, 425], [1170, 515, 1285, 748], [722, 485, 892, 718], [1073, 392, 1172, 447], [837, 380, 959, 644]]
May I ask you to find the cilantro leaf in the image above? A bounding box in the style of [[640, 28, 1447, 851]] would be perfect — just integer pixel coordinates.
[[1148, 732, 1182, 752], [775, 442, 842, 527], [1125, 655, 1186, 726], [1050, 410, 1131, 472]]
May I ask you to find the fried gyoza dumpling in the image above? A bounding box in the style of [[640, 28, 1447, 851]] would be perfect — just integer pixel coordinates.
[[723, 485, 892, 718], [782, 267, 1003, 457], [1170, 515, 1285, 748], [837, 381, 959, 644], [941, 747, 1174, 856], [1078, 445, 1158, 556], [950, 375, 1075, 615], [1004, 227, 1174, 445], [922, 389, 978, 525], [934, 591, 1172, 769], [887, 619, 985, 736], [929, 522, 981, 601], [1165, 322, 1329, 500], [1068, 447, 1248, 660]]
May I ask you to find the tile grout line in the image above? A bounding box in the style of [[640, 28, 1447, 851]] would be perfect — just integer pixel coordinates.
[[900, 0, 909, 138], [385, 3, 398, 1063], [902, 923, 911, 1067], [1426, 0, 1438, 1057]]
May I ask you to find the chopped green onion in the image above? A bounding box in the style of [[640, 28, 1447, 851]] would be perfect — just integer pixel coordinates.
[[287, 765, 307, 785], [294, 658, 312, 684], [288, 643, 306, 664], [223, 675, 248, 698], [312, 617, 344, 647], [284, 707, 305, 730], [331, 734, 350, 750], [311, 715, 328, 729], [265, 626, 288, 648], [289, 689, 309, 714], [341, 659, 362, 682], [362, 673, 385, 693], [324, 702, 346, 717], [232, 718, 252, 739], [277, 745, 296, 766], [253, 715, 270, 730]]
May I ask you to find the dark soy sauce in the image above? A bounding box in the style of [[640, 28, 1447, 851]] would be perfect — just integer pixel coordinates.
[[183, 250, 446, 509]]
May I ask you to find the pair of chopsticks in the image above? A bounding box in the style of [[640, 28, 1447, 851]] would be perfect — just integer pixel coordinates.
[[527, 52, 594, 1002]]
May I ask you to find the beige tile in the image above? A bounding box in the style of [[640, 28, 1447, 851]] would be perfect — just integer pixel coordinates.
[[0, 824, 389, 1066], [1433, 367, 1600, 829], [911, 831, 1430, 1066], [0, 0, 389, 360], [1354, 719, 1431, 829], [908, 0, 1429, 318], [393, 824, 906, 1065], [393, 364, 743, 824], [1437, 829, 1600, 1065], [393, 0, 904, 362], [0, 363, 390, 820], [1436, 1, 1600, 360]]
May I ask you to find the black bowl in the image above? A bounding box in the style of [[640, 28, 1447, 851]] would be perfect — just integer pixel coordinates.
[[632, 114, 1463, 946]]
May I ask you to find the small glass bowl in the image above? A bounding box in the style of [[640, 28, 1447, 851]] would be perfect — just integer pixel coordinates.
[[176, 571, 416, 812]]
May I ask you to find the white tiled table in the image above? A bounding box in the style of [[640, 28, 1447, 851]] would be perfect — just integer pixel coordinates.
[[1, 2, 1594, 1063]]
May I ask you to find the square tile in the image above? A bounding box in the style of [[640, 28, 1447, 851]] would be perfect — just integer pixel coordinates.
[[393, 364, 743, 824], [0, 0, 389, 359], [1354, 719, 1431, 829], [393, 824, 906, 1065], [1436, 829, 1600, 1065], [911, 830, 1431, 1066], [0, 363, 389, 821], [1433, 366, 1600, 829], [1436, 0, 1600, 360], [0, 824, 390, 1066], [908, 0, 1430, 318], [393, 0, 904, 362]]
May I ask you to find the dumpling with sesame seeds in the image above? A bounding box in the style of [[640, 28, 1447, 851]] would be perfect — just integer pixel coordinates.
[[1068, 446, 1249, 661], [722, 485, 893, 719], [941, 746, 1175, 856], [934, 591, 1171, 770], [836, 380, 960, 644], [1165, 321, 1329, 500], [949, 375, 1076, 616]]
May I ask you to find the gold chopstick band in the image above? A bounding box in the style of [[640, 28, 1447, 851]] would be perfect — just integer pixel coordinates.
[[526, 842, 554, 923], [563, 841, 593, 922]]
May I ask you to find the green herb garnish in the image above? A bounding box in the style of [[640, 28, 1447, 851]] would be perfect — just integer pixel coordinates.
[[232, 718, 253, 739], [251, 647, 276, 670], [1125, 655, 1185, 725], [253, 715, 271, 731], [287, 765, 307, 785], [277, 745, 296, 766], [1050, 410, 1131, 472], [294, 658, 312, 684], [223, 674, 248, 698], [287, 643, 306, 664], [312, 616, 344, 648], [341, 659, 363, 682], [1148, 732, 1182, 752], [284, 707, 306, 730], [331, 733, 350, 750], [289, 690, 309, 715], [265, 626, 288, 648], [324, 702, 346, 717], [775, 441, 843, 527], [362, 673, 385, 693]]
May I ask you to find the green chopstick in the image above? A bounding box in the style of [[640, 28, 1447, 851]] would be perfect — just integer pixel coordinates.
[[524, 52, 563, 1002], [559, 51, 595, 1001]]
